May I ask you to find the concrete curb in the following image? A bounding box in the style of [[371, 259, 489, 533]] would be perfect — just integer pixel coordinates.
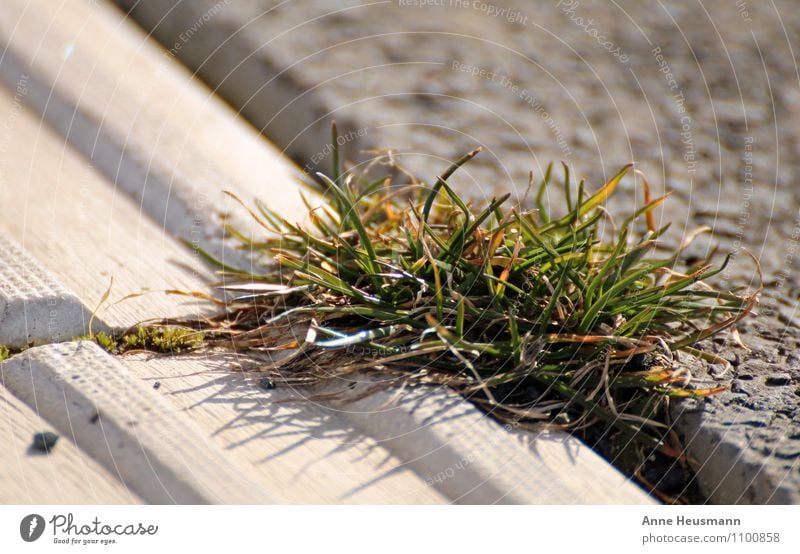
[[672, 398, 798, 504], [335, 382, 655, 504], [0, 233, 90, 348], [0, 374, 141, 504], [1, 342, 271, 504]]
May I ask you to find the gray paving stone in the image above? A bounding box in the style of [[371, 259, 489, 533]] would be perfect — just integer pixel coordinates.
[[671, 322, 800, 504]]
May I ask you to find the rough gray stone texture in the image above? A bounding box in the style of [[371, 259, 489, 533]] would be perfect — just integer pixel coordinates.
[[116, 0, 800, 502], [671, 313, 800, 504], [0, 232, 91, 347]]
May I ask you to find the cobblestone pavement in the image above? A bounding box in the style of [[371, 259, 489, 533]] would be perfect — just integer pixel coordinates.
[[116, 0, 800, 502]]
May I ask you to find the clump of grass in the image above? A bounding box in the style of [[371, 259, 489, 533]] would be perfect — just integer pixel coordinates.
[[0, 345, 10, 362], [187, 128, 758, 455]]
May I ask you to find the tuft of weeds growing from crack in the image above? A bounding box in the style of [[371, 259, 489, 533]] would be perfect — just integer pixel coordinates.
[[0, 345, 10, 362], [169, 127, 759, 462], [120, 326, 204, 353], [74, 331, 118, 353], [75, 326, 203, 354]]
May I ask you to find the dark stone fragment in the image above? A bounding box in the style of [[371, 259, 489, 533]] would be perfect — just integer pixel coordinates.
[[724, 352, 741, 367], [257, 377, 277, 390], [626, 353, 653, 372], [774, 446, 800, 460], [153, 381, 161, 390], [642, 456, 687, 496], [766, 374, 792, 386], [31, 432, 59, 453]]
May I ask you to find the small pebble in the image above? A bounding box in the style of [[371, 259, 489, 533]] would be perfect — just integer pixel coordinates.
[[724, 352, 741, 367], [731, 380, 750, 394], [709, 365, 727, 379], [766, 374, 792, 386], [153, 381, 161, 390], [31, 432, 59, 453], [626, 353, 650, 372], [257, 377, 276, 390]]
